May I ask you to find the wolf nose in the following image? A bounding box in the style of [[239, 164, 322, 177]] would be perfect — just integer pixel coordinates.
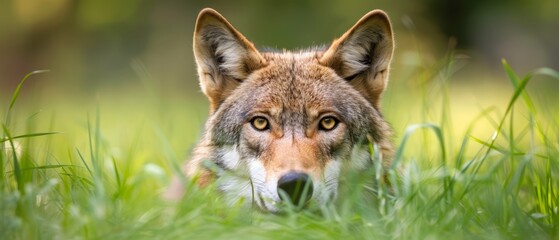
[[277, 172, 313, 206]]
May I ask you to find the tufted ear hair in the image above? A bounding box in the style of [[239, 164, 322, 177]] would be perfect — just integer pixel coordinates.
[[319, 10, 394, 109], [193, 8, 267, 112]]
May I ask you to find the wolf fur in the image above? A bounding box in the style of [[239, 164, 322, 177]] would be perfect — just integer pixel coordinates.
[[167, 8, 395, 212]]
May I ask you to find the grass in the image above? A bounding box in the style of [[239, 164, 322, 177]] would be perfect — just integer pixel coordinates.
[[1, 60, 559, 239]]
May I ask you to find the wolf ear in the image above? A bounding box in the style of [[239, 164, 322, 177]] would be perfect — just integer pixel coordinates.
[[319, 10, 394, 109], [193, 8, 267, 111]]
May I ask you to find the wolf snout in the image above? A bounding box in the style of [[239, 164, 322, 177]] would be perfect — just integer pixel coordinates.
[[277, 172, 313, 206]]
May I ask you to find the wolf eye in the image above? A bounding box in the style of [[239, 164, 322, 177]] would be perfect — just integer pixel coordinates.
[[319, 117, 338, 131], [251, 117, 269, 131]]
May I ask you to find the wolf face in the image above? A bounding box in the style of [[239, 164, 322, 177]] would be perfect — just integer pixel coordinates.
[[170, 8, 394, 212]]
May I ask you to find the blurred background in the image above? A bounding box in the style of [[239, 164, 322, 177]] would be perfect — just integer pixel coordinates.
[[2, 0, 559, 91], [0, 0, 558, 159]]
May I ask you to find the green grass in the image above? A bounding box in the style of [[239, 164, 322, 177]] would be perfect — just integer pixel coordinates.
[[1, 61, 559, 240]]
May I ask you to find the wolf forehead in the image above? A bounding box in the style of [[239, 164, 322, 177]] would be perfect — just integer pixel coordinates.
[[207, 51, 381, 144]]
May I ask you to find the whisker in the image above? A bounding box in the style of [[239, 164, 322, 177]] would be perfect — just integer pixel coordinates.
[[324, 178, 339, 185]]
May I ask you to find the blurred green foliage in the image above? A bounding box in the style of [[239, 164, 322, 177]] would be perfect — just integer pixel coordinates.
[[1, 0, 558, 96]]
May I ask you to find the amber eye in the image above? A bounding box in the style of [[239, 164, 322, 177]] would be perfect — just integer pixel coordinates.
[[319, 117, 338, 131], [251, 117, 269, 131]]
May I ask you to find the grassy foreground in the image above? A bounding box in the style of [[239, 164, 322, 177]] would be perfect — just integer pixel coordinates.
[[1, 61, 559, 239]]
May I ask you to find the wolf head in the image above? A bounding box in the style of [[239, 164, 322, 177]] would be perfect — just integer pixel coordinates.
[[185, 8, 394, 212]]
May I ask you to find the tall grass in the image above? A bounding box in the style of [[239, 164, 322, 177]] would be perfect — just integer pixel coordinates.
[[1, 61, 558, 239]]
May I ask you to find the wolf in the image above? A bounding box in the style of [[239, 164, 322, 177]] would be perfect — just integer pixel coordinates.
[[167, 8, 395, 212]]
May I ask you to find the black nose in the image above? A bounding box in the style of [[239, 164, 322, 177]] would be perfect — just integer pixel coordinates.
[[277, 172, 313, 206]]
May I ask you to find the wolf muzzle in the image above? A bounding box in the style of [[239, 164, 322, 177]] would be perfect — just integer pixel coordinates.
[[277, 171, 313, 206]]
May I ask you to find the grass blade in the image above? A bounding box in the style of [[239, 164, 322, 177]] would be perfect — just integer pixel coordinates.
[[391, 123, 446, 169], [2, 124, 22, 193], [8, 70, 50, 111], [502, 59, 535, 113], [0, 132, 60, 143], [4, 70, 50, 127]]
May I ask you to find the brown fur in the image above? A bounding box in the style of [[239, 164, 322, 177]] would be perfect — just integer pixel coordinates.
[[166, 8, 395, 212]]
